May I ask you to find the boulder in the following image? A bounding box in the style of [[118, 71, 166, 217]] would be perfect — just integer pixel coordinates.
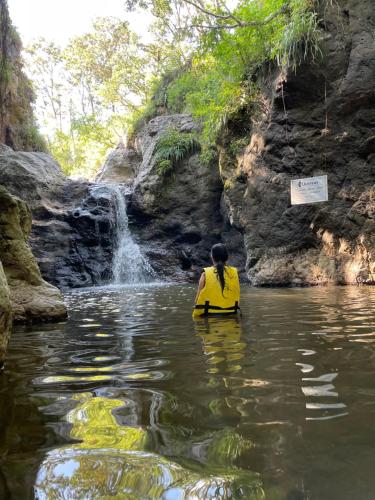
[[95, 142, 140, 184], [0, 186, 67, 322], [0, 149, 65, 203]]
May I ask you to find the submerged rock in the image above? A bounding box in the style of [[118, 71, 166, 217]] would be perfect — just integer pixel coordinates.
[[0, 186, 67, 323]]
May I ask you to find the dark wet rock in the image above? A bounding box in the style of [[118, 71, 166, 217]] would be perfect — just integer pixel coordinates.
[[0, 148, 117, 288], [127, 114, 246, 280], [29, 182, 119, 289], [220, 0, 375, 286]]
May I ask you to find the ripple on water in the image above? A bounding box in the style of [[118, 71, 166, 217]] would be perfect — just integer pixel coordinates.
[[3, 285, 375, 500]]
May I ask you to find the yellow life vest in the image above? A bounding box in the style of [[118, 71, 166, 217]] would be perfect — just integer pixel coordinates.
[[193, 265, 240, 319]]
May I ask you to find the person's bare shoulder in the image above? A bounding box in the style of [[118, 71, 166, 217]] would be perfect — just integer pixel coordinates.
[[199, 271, 206, 288]]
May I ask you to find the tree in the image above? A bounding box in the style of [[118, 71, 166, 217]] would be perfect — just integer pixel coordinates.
[[125, 0, 322, 144], [24, 39, 68, 132], [125, 0, 291, 31], [25, 18, 149, 177], [64, 17, 148, 114]]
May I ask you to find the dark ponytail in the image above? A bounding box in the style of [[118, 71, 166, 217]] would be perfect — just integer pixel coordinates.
[[211, 243, 228, 293]]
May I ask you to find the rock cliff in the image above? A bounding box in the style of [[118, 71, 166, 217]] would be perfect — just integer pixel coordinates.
[[99, 115, 246, 280], [96, 142, 140, 184], [0, 0, 45, 151], [219, 0, 374, 285], [2, 118, 243, 286], [1, 0, 373, 291]]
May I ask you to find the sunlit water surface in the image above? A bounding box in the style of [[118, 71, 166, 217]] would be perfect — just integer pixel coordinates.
[[0, 285, 374, 499]]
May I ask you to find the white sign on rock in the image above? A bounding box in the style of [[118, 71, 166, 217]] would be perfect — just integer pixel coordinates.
[[291, 175, 328, 205]]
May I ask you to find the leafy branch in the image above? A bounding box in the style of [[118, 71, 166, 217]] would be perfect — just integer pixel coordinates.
[[185, 0, 290, 30]]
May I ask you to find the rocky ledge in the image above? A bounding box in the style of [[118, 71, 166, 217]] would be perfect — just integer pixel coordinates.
[[0, 186, 67, 322]]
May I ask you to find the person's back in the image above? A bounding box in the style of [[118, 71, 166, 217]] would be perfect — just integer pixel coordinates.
[[193, 244, 240, 318]]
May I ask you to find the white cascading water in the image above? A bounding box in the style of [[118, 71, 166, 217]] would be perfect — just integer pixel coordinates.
[[110, 185, 154, 284], [90, 184, 154, 284]]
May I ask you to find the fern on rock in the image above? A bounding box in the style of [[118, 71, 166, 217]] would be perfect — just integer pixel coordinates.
[[154, 128, 201, 176]]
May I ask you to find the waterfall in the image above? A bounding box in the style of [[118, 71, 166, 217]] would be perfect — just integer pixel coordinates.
[[110, 185, 154, 284], [91, 184, 154, 284]]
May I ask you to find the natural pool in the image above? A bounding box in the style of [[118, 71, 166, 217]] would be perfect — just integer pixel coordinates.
[[0, 285, 374, 499]]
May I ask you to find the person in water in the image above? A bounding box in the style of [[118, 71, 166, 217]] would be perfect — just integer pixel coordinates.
[[193, 243, 240, 318]]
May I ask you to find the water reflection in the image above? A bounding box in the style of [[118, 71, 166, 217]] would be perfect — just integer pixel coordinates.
[[1, 285, 374, 499], [297, 359, 349, 419], [195, 317, 247, 374], [35, 393, 263, 499]]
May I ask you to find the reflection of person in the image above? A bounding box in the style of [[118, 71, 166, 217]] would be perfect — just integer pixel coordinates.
[[193, 243, 240, 319], [195, 316, 245, 374]]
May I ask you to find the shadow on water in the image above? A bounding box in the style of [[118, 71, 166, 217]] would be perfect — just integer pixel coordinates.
[[0, 284, 374, 499]]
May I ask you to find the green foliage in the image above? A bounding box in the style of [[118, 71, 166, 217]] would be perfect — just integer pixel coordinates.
[[131, 0, 323, 145], [0, 60, 12, 85], [126, 76, 171, 139], [26, 19, 149, 178], [154, 128, 200, 176], [1, 0, 43, 152], [25, 0, 324, 177], [228, 137, 250, 157], [49, 116, 116, 177], [64, 17, 148, 111], [272, 0, 323, 69], [20, 124, 48, 152], [199, 145, 218, 166], [128, 69, 189, 138], [0, 2, 13, 85], [166, 71, 196, 113], [8, 24, 21, 47], [156, 158, 172, 176], [127, 95, 157, 139]]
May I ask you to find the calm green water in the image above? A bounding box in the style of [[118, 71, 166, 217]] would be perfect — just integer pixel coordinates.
[[0, 285, 374, 499]]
